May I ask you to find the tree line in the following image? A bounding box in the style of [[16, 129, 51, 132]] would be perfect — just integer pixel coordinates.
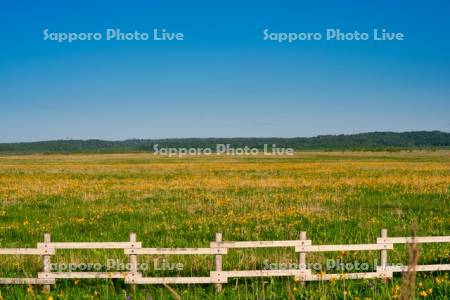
[[0, 131, 449, 154]]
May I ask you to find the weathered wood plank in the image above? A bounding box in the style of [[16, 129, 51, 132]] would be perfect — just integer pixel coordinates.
[[126, 275, 213, 284], [125, 247, 227, 255], [0, 248, 55, 255], [295, 243, 393, 252], [39, 272, 128, 279], [210, 240, 312, 248], [383, 264, 450, 272], [0, 278, 55, 285], [306, 271, 391, 281], [220, 269, 311, 278], [37, 242, 141, 249], [377, 236, 450, 244]]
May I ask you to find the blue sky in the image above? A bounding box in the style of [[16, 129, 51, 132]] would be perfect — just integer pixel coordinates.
[[1, 1, 449, 142]]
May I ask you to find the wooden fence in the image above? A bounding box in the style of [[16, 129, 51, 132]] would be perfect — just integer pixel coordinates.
[[1, 229, 449, 291]]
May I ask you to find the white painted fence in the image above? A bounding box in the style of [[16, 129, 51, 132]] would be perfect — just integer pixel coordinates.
[[1, 229, 449, 292]]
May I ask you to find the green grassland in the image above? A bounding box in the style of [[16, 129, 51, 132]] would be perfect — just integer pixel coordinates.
[[0, 151, 449, 299]]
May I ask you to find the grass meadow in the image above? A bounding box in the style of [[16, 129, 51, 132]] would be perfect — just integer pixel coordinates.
[[0, 151, 449, 299]]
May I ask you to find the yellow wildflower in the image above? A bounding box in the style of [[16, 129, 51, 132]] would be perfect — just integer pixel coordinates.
[[419, 290, 427, 297]]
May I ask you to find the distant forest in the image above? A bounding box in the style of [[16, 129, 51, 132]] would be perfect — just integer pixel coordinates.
[[0, 131, 449, 154]]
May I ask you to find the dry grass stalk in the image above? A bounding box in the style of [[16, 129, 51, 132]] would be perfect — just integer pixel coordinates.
[[400, 226, 420, 300]]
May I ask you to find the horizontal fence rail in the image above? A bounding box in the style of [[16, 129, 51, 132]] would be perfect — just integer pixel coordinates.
[[0, 229, 449, 291]]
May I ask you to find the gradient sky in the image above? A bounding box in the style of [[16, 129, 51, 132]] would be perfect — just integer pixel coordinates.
[[1, 0, 449, 142]]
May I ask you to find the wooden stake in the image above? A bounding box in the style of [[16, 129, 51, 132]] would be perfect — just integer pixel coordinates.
[[215, 233, 223, 292], [42, 233, 51, 293], [129, 233, 137, 292], [380, 229, 388, 270], [299, 231, 307, 286]]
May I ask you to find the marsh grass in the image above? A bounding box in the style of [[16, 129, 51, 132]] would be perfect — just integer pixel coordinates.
[[0, 151, 449, 299]]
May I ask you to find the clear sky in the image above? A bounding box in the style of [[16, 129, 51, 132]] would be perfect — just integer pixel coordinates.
[[1, 0, 449, 142]]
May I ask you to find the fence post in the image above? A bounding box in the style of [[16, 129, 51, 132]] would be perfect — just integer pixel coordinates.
[[380, 229, 388, 270], [299, 231, 307, 285], [129, 233, 137, 292], [215, 233, 223, 292], [43, 233, 51, 293]]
